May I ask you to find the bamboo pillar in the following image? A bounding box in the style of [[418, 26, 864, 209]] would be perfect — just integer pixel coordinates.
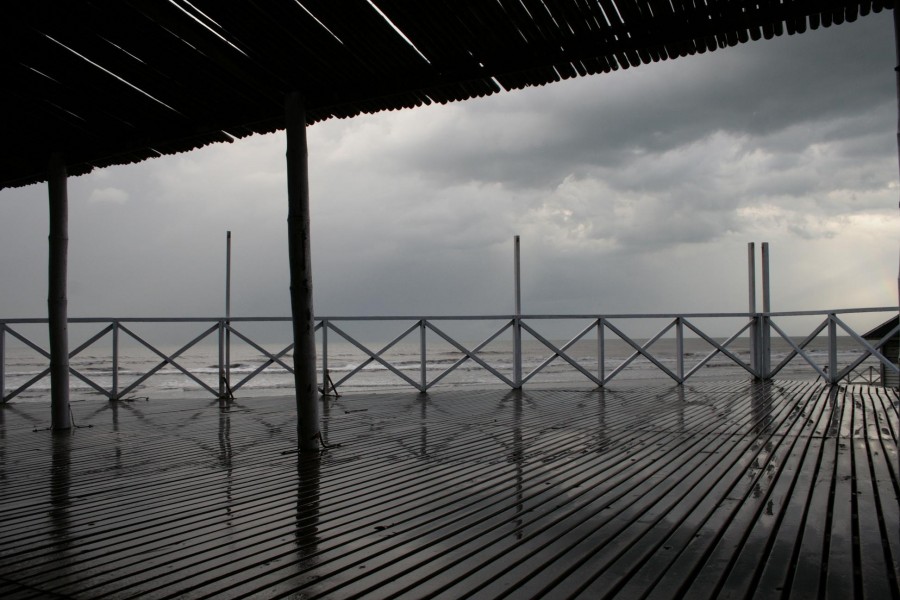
[[285, 92, 320, 452], [47, 153, 71, 430]]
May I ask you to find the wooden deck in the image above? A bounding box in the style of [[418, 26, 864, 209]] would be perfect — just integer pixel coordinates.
[[0, 381, 897, 599]]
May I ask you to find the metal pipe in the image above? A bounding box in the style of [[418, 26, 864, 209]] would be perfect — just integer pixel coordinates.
[[597, 318, 605, 385], [748, 242, 758, 378], [286, 92, 320, 451], [827, 315, 838, 385], [112, 321, 119, 400], [321, 320, 328, 393], [761, 242, 771, 379], [47, 153, 71, 430], [761, 242, 771, 314], [748, 242, 757, 314], [676, 317, 684, 384], [513, 235, 522, 388], [218, 320, 225, 398], [0, 324, 5, 402], [420, 319, 427, 390], [225, 230, 231, 390]]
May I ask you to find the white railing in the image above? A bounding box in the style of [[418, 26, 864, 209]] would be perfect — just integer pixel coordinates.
[[1, 307, 897, 402]]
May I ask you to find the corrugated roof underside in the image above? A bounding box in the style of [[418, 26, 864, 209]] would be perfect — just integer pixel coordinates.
[[1, 0, 890, 189]]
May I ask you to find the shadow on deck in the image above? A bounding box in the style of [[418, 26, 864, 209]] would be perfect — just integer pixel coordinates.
[[0, 381, 897, 599]]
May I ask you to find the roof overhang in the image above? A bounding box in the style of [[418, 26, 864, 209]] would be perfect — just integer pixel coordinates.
[[1, 0, 891, 189]]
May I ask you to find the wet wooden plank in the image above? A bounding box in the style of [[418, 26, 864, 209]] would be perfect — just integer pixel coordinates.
[[824, 387, 857, 599], [622, 383, 826, 599], [0, 381, 897, 599], [743, 385, 831, 596], [862, 387, 900, 597]]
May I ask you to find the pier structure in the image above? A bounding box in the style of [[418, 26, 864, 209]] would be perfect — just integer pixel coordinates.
[[2, 235, 897, 404], [0, 5, 899, 595], [1, 3, 899, 443], [1, 303, 898, 404], [0, 382, 897, 597]]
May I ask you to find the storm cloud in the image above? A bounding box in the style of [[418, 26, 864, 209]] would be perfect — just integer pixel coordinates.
[[1, 12, 897, 332]]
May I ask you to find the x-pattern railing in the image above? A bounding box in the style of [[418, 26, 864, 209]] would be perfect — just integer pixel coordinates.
[[1, 308, 897, 402], [768, 312, 899, 384]]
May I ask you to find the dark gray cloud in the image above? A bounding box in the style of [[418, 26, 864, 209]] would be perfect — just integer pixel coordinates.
[[387, 14, 895, 191], [0, 12, 897, 332]]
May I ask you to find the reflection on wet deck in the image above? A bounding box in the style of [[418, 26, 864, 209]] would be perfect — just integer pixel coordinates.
[[0, 381, 897, 599]]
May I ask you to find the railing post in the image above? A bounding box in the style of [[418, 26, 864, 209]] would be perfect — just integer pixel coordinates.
[[828, 314, 839, 385], [676, 317, 684, 384], [748, 242, 759, 378], [218, 319, 225, 398], [761, 242, 771, 380], [513, 235, 523, 388], [597, 318, 605, 386], [0, 323, 5, 403], [111, 321, 119, 401], [321, 320, 328, 393], [420, 319, 427, 390], [225, 230, 231, 391]]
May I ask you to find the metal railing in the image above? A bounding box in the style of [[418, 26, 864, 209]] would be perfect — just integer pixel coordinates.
[[0, 307, 897, 402]]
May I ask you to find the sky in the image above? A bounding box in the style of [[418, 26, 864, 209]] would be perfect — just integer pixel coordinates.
[[1, 12, 898, 340]]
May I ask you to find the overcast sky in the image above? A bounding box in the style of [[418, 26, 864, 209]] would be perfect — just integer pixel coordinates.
[[1, 12, 898, 339]]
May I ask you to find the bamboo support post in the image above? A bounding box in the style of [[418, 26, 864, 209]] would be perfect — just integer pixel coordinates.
[[48, 153, 72, 430], [286, 92, 321, 452]]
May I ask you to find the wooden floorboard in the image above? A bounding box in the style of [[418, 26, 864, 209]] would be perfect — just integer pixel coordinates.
[[0, 381, 897, 599]]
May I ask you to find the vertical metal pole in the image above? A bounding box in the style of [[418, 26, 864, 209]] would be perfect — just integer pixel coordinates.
[[218, 320, 225, 398], [321, 321, 328, 393], [47, 153, 71, 430], [597, 318, 605, 386], [761, 242, 771, 380], [286, 92, 320, 451], [0, 324, 5, 403], [111, 321, 119, 401], [748, 242, 758, 378], [420, 319, 427, 391], [828, 314, 838, 385], [513, 235, 522, 388], [225, 230, 231, 390], [676, 317, 684, 384]]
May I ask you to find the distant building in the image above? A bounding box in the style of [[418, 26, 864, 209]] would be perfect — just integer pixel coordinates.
[[862, 316, 899, 388]]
